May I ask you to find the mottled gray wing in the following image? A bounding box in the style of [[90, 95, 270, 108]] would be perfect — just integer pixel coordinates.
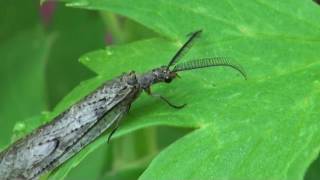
[[26, 100, 131, 179], [0, 73, 139, 180]]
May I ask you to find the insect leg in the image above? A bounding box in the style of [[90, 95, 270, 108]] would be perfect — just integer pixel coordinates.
[[107, 104, 131, 143], [107, 121, 119, 144], [145, 88, 186, 109]]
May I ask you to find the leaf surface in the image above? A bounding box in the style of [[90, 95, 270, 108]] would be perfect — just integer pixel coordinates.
[[31, 0, 320, 179]]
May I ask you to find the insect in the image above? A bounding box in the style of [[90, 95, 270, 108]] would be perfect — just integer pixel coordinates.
[[0, 30, 246, 180]]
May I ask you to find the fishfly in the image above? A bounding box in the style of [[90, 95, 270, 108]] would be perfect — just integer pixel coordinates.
[[0, 30, 246, 180]]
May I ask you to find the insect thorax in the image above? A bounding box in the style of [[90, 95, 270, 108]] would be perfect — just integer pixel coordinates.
[[137, 66, 177, 90]]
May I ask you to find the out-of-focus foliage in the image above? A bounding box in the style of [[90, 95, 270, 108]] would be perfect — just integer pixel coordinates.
[[0, 0, 50, 148]]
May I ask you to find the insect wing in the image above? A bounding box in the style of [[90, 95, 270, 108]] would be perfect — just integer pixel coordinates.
[[0, 74, 137, 180], [55, 101, 130, 166]]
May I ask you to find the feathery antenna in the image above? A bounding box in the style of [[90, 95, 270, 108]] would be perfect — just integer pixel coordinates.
[[167, 30, 203, 69], [173, 57, 247, 79]]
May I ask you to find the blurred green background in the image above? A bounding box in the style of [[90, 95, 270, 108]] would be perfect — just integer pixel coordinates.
[[0, 1, 190, 179]]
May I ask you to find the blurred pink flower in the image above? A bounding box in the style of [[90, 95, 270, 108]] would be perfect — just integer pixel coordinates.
[[105, 32, 113, 44], [40, 0, 56, 27]]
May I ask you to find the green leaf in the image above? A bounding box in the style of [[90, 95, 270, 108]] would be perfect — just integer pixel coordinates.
[[79, 38, 320, 180], [139, 65, 320, 179], [12, 0, 320, 179], [64, 0, 320, 179]]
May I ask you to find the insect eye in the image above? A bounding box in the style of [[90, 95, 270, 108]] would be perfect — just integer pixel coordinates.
[[164, 77, 172, 83]]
